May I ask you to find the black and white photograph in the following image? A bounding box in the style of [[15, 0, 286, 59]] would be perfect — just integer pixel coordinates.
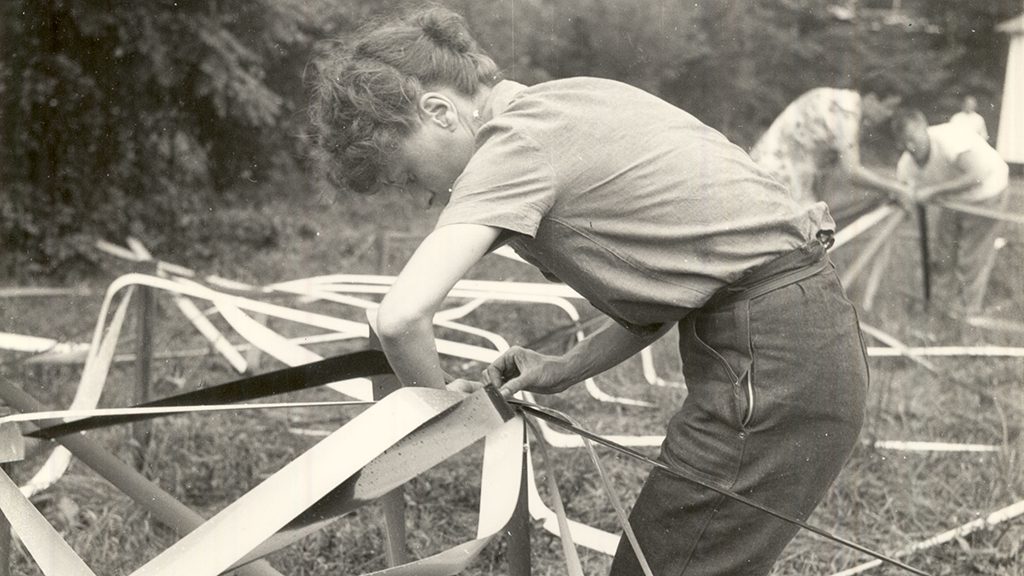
[[1, 1, 1023, 575]]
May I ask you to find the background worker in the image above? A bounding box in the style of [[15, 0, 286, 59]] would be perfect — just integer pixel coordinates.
[[309, 7, 869, 576], [750, 77, 914, 225], [892, 107, 1010, 315], [950, 95, 991, 142]]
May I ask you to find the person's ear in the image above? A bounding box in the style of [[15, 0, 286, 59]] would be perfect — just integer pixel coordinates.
[[418, 92, 458, 131]]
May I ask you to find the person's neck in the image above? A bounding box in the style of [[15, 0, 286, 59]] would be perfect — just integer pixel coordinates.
[[469, 86, 493, 130], [475, 80, 527, 125]]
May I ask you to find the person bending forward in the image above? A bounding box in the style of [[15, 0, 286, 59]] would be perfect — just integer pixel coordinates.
[[309, 7, 869, 575], [893, 107, 1009, 314]]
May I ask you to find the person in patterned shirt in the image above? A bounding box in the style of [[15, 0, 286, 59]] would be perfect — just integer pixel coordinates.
[[750, 75, 912, 223]]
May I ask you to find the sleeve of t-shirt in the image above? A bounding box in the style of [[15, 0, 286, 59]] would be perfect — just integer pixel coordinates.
[[435, 121, 556, 238], [938, 124, 976, 164]]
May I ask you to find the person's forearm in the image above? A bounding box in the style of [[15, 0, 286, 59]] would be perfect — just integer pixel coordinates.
[[551, 319, 673, 385], [919, 174, 982, 201], [373, 224, 503, 390], [848, 165, 907, 199], [377, 314, 447, 389]]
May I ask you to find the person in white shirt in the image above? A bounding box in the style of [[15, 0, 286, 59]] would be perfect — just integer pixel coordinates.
[[893, 107, 1009, 314], [949, 95, 990, 142]]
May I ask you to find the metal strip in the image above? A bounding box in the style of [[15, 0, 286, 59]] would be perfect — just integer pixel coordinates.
[[528, 420, 584, 576], [0, 469, 96, 576], [21, 285, 135, 496], [362, 416, 525, 576], [513, 401, 932, 576], [28, 350, 391, 439], [230, 386, 513, 568], [129, 387, 470, 576]]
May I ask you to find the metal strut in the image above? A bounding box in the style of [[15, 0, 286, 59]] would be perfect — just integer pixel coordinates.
[[511, 400, 933, 576]]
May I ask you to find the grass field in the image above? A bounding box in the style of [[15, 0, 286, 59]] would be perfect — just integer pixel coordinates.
[[1, 174, 1022, 575]]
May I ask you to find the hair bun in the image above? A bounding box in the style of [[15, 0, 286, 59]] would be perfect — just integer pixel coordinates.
[[416, 9, 474, 53]]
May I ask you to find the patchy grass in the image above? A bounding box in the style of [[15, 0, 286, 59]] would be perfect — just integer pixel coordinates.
[[1, 175, 1023, 575]]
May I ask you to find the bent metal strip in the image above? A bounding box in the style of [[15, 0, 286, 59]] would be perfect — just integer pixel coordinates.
[[511, 400, 933, 576]]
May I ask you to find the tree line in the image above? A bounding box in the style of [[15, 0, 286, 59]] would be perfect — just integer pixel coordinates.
[[1, 0, 1018, 275]]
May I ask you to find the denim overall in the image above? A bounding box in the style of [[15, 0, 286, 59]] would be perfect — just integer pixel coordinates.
[[610, 233, 870, 576]]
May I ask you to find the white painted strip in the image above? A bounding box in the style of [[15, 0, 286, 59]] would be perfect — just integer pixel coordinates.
[[130, 388, 465, 576], [830, 498, 1024, 576], [868, 346, 1024, 358], [0, 287, 91, 298], [525, 439, 621, 554], [938, 200, 1024, 225], [0, 332, 59, 353], [192, 283, 373, 402], [869, 440, 1000, 453], [965, 316, 1024, 334], [0, 470, 96, 576], [363, 416, 525, 576], [832, 204, 900, 250], [492, 245, 528, 263], [167, 292, 248, 373], [21, 286, 135, 497], [583, 378, 655, 407], [858, 323, 938, 372], [25, 332, 366, 366], [274, 274, 585, 300], [532, 427, 585, 576], [96, 239, 141, 261], [124, 237, 153, 260], [641, 346, 685, 388]]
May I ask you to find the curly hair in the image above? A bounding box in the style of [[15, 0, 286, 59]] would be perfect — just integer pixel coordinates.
[[307, 7, 501, 195]]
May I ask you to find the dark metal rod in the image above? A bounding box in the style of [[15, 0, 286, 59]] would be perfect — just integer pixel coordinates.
[[917, 204, 932, 306], [514, 401, 931, 576], [507, 423, 532, 576], [27, 350, 391, 439]]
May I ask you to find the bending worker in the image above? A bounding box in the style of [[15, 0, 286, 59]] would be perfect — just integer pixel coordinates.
[[892, 107, 1009, 315], [750, 78, 913, 224], [309, 7, 869, 575]]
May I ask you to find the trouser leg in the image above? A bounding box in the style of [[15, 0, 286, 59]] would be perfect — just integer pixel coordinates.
[[955, 192, 1008, 314], [609, 267, 868, 576]]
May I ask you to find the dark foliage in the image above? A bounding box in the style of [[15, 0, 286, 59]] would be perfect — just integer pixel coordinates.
[[1, 0, 1019, 278], [0, 0, 334, 277]]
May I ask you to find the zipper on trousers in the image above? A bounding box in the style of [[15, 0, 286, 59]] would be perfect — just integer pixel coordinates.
[[741, 370, 755, 428]]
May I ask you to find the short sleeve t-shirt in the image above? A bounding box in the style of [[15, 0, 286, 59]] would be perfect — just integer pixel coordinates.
[[749, 88, 862, 205], [949, 111, 989, 141], [896, 122, 1008, 203], [436, 77, 834, 334]]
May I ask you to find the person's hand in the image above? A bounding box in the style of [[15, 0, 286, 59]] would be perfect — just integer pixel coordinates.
[[482, 346, 570, 398], [912, 184, 939, 203], [891, 185, 917, 211]]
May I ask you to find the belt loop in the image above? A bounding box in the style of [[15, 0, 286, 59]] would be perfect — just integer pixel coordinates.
[[816, 229, 835, 250]]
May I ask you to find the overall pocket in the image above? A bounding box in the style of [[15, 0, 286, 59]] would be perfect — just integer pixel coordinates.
[[681, 304, 753, 431]]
